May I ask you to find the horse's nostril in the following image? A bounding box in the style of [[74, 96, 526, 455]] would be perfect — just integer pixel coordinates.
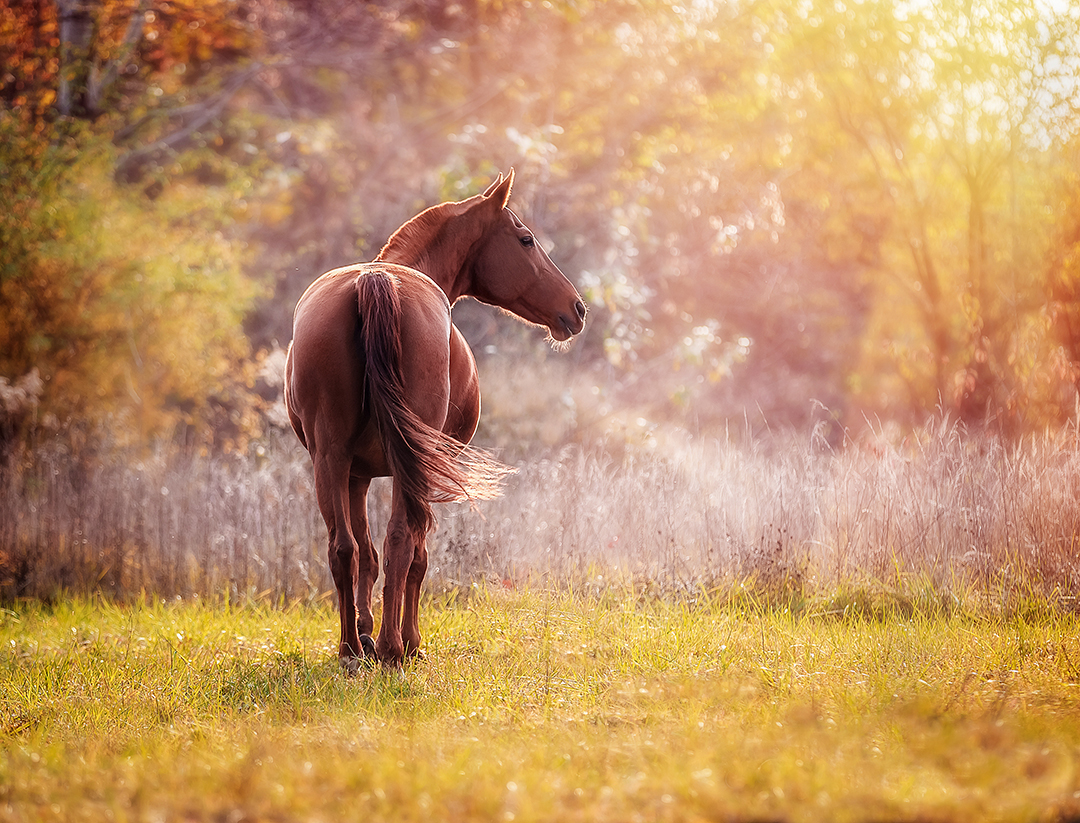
[[574, 300, 587, 322]]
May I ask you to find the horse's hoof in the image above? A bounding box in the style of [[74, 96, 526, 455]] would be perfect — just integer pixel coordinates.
[[359, 634, 377, 660], [340, 656, 362, 676]]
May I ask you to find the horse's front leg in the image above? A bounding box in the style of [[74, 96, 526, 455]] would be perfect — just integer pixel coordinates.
[[375, 488, 419, 666], [401, 534, 428, 658]]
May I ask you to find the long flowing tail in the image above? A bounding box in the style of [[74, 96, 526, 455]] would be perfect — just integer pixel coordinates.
[[356, 269, 512, 535]]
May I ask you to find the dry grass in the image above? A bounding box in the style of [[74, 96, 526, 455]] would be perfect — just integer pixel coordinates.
[[440, 418, 1080, 602], [3, 416, 1080, 605], [0, 436, 327, 602]]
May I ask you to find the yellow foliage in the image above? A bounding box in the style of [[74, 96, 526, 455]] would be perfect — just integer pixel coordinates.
[[0, 143, 264, 448]]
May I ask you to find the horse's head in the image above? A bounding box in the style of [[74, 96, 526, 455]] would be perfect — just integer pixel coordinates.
[[467, 171, 587, 344]]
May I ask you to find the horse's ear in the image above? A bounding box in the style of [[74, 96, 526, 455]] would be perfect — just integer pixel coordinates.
[[484, 169, 514, 208]]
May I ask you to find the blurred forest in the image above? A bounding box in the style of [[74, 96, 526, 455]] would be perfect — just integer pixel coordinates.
[[3, 0, 1080, 453]]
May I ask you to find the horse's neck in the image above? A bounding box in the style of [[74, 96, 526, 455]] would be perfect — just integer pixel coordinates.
[[380, 247, 461, 301], [377, 209, 478, 303]]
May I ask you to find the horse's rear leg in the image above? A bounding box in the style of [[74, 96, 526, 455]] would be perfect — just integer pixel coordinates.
[[313, 454, 363, 668], [402, 536, 428, 658], [349, 475, 378, 658], [375, 487, 424, 665]]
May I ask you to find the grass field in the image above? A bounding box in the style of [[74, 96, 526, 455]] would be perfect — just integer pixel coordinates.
[[4, 586, 1080, 822]]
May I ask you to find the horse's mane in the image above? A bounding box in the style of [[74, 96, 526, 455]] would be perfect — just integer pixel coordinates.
[[376, 199, 476, 267]]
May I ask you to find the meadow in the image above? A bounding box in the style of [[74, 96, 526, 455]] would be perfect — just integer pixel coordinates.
[[4, 587, 1080, 822], [5, 411, 1080, 821]]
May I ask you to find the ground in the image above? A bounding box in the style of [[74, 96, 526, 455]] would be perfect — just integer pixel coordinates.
[[3, 586, 1080, 822]]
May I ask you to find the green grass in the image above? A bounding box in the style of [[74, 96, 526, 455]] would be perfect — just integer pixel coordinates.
[[4, 587, 1080, 822]]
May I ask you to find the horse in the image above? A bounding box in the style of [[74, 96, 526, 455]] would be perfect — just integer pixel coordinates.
[[284, 171, 587, 668]]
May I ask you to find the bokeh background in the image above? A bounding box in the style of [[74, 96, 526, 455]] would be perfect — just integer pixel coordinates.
[[3, 0, 1080, 601]]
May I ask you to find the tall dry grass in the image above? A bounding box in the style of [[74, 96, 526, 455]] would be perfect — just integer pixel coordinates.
[[436, 419, 1080, 603], [0, 435, 327, 602], [3, 418, 1080, 604]]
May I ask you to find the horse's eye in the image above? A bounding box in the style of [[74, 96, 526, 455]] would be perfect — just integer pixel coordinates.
[[520, 235, 535, 248]]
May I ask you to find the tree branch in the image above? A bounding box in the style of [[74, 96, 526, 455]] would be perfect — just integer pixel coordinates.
[[114, 64, 264, 182]]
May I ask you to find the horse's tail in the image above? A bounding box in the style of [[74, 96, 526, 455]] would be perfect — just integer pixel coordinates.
[[355, 269, 511, 535]]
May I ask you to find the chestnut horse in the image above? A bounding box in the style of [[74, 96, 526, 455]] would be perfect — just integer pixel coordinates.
[[285, 171, 587, 668]]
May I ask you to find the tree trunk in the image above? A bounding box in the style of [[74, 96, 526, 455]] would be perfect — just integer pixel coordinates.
[[56, 0, 96, 118]]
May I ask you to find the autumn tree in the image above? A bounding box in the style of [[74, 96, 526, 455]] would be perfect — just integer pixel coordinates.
[[5, 0, 1080, 449], [771, 0, 1080, 430], [0, 0, 263, 448]]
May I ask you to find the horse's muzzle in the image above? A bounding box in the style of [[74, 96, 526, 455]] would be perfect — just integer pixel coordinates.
[[557, 300, 588, 339]]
